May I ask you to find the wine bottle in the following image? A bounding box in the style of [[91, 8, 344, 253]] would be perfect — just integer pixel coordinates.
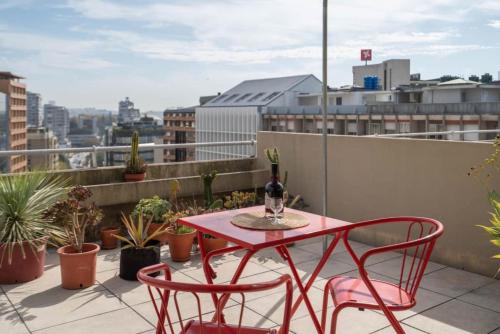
[[265, 163, 284, 218]]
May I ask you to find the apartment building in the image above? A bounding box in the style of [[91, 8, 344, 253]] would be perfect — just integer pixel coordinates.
[[44, 102, 69, 144], [27, 91, 43, 127], [118, 97, 140, 124], [0, 72, 27, 173], [353, 59, 410, 90], [264, 79, 500, 141], [195, 74, 322, 160], [105, 115, 165, 166], [27, 127, 58, 171], [163, 107, 195, 162]]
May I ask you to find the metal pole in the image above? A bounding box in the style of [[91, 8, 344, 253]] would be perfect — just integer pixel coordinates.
[[322, 0, 329, 253]]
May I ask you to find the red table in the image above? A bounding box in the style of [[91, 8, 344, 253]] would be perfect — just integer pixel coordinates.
[[178, 205, 353, 334]]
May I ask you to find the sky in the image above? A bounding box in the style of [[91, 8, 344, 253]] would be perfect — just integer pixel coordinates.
[[0, 0, 500, 111]]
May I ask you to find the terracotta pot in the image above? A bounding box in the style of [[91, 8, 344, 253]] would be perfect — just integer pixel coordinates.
[[57, 243, 100, 289], [202, 237, 228, 254], [0, 238, 47, 284], [168, 230, 196, 262], [100, 227, 120, 250], [147, 222, 170, 244], [124, 173, 146, 182]]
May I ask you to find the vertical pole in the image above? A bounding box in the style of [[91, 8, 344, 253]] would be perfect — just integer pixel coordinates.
[[322, 0, 329, 254]]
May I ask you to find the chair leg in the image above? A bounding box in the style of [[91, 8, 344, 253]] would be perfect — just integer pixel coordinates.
[[321, 285, 330, 332], [329, 306, 342, 334]]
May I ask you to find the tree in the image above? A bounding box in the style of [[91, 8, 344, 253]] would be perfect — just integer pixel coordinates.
[[469, 75, 480, 82], [439, 75, 461, 83], [481, 73, 493, 84]]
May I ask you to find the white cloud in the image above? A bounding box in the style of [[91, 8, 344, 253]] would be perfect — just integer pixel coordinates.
[[0, 31, 115, 70], [488, 20, 500, 29]]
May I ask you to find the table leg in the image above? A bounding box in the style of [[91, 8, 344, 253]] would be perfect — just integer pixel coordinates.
[[276, 233, 342, 334]]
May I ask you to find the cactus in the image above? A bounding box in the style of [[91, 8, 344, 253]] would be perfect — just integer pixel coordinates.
[[201, 170, 217, 207], [265, 147, 280, 164], [125, 131, 146, 174]]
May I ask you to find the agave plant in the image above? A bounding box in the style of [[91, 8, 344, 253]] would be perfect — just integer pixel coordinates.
[[0, 172, 68, 266], [114, 213, 169, 249]]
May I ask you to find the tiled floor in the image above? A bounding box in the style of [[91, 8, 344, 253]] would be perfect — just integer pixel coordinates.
[[1, 238, 499, 334]]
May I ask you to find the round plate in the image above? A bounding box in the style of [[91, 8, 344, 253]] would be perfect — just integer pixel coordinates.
[[231, 211, 309, 230]]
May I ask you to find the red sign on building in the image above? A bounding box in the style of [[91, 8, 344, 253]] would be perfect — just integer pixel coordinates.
[[361, 49, 372, 61]]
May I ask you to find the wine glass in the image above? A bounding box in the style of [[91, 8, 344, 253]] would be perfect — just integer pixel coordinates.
[[270, 197, 284, 225]]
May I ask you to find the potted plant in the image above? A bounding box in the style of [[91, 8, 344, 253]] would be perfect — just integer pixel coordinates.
[[100, 226, 121, 250], [164, 210, 196, 262], [113, 213, 166, 280], [133, 196, 171, 244], [469, 135, 500, 277], [0, 173, 67, 284], [124, 131, 146, 182], [45, 185, 103, 289]]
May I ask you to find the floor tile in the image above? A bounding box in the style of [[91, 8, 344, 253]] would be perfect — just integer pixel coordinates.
[[183, 258, 271, 284], [133, 291, 237, 324], [0, 294, 29, 334], [291, 308, 390, 334], [457, 280, 500, 313], [245, 285, 324, 323], [11, 286, 126, 331], [403, 299, 500, 334], [249, 246, 319, 270], [372, 323, 427, 333], [96, 269, 198, 306], [419, 267, 494, 298], [275, 257, 356, 282], [34, 307, 153, 334]]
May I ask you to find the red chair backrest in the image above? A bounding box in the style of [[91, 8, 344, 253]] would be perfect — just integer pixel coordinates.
[[343, 216, 444, 300], [138, 263, 293, 334]]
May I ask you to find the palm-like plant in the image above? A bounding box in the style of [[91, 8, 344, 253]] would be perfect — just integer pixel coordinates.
[[0, 173, 68, 266], [114, 213, 169, 249]]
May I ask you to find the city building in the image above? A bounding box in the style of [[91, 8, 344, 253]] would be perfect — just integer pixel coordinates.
[[105, 115, 165, 166], [195, 74, 323, 160], [27, 127, 58, 171], [44, 102, 69, 144], [118, 97, 140, 124], [68, 114, 100, 147], [353, 59, 410, 90], [0, 71, 27, 173], [27, 91, 43, 127], [263, 61, 500, 141], [164, 107, 195, 162]]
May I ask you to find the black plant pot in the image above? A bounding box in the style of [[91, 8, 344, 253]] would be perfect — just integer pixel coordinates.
[[119, 240, 161, 281]]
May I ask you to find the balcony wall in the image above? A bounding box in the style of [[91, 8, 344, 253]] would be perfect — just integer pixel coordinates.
[[256, 131, 500, 277], [0, 158, 268, 236]]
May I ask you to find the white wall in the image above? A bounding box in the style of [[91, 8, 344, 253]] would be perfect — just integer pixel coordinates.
[[195, 106, 259, 160]]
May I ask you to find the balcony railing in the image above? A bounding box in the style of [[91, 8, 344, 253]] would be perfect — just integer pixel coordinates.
[[0, 140, 256, 168]]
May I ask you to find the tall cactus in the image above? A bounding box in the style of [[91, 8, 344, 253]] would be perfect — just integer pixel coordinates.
[[125, 131, 146, 174], [201, 170, 217, 207]]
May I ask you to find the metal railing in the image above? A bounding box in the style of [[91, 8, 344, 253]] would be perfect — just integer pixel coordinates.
[[367, 129, 500, 139], [0, 140, 257, 168]]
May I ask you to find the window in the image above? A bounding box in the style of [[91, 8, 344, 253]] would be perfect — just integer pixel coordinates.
[[262, 91, 281, 102], [336, 97, 342, 105], [369, 123, 382, 135], [223, 94, 239, 103], [211, 94, 227, 103], [248, 92, 266, 102], [235, 93, 253, 102]]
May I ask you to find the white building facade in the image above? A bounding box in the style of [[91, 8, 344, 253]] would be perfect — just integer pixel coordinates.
[[195, 75, 322, 160]]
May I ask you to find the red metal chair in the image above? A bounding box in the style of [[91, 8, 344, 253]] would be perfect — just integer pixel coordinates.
[[321, 217, 444, 334], [138, 263, 293, 334]]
